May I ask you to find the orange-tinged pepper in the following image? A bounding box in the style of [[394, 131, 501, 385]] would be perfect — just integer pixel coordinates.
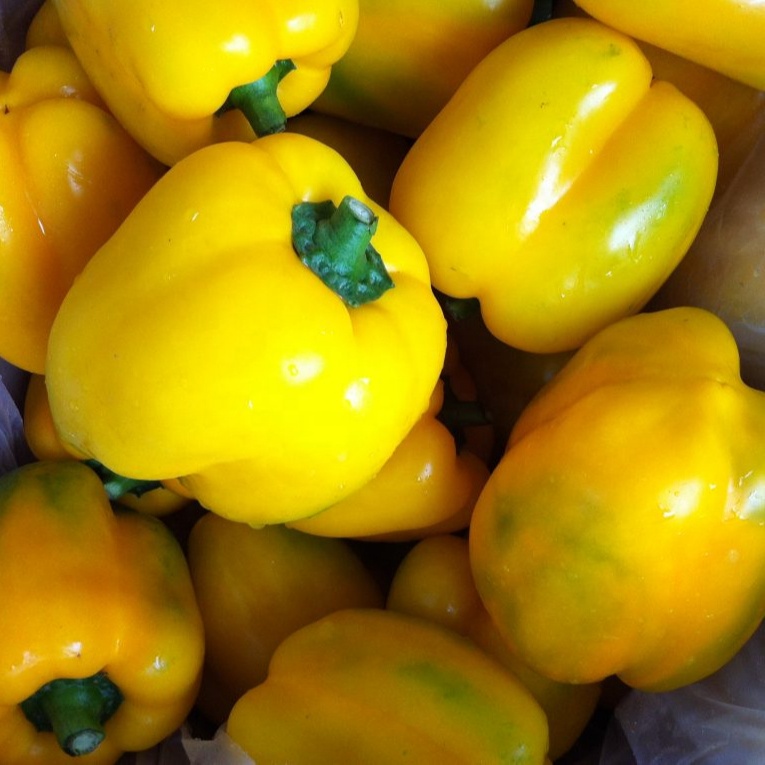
[[387, 534, 602, 761], [0, 460, 204, 763], [227, 608, 551, 764], [187, 513, 384, 724], [0, 44, 164, 373], [50, 0, 359, 165], [470, 307, 765, 691], [390, 17, 718, 354]]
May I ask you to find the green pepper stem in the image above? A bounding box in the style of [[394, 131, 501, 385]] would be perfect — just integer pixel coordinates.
[[20, 673, 123, 757], [437, 376, 492, 450], [84, 460, 162, 501], [292, 196, 394, 307], [217, 59, 296, 136]]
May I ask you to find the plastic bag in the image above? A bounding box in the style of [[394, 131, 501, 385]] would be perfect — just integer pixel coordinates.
[[182, 725, 255, 765], [600, 620, 765, 764]]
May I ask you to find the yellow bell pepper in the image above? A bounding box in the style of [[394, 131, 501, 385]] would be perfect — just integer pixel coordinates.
[[0, 44, 164, 373], [45, 132, 447, 527], [469, 306, 765, 692], [572, 0, 765, 91], [0, 460, 204, 764], [25, 0, 69, 49], [288, 336, 491, 540], [187, 513, 384, 724], [22, 374, 191, 517], [313, 0, 534, 138], [389, 17, 718, 354], [50, 0, 359, 165], [554, 0, 765, 200], [227, 608, 551, 764], [287, 110, 412, 208], [387, 534, 601, 761]]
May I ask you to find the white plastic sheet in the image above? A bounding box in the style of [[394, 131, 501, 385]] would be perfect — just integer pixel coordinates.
[[600, 621, 765, 764]]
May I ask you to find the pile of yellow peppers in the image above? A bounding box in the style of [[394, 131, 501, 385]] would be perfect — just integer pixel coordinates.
[[2, 0, 765, 762]]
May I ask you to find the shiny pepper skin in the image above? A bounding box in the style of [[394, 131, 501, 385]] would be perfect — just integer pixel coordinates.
[[0, 44, 164, 373], [469, 307, 765, 692], [0, 460, 204, 764], [45, 132, 447, 527], [390, 17, 718, 354], [50, 0, 359, 164], [573, 0, 765, 91], [287, 376, 490, 541], [227, 608, 551, 764]]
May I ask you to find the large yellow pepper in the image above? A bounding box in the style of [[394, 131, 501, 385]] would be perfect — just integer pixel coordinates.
[[312, 0, 534, 138], [0, 44, 164, 373], [387, 534, 601, 761], [50, 0, 359, 165], [389, 17, 718, 354], [0, 460, 204, 764], [469, 307, 765, 692], [227, 608, 551, 764], [45, 132, 447, 527], [572, 0, 765, 91], [187, 513, 384, 724]]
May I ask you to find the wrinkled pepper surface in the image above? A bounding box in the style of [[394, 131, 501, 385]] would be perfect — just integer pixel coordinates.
[[45, 132, 447, 527], [469, 307, 765, 692], [226, 608, 550, 764], [387, 534, 601, 760], [389, 17, 718, 353], [187, 513, 383, 724], [50, 0, 359, 165], [0, 460, 205, 763], [313, 0, 534, 138], [573, 0, 765, 91], [0, 44, 164, 373]]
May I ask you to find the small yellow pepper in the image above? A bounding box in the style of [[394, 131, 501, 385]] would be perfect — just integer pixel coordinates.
[[470, 307, 765, 691], [227, 608, 551, 764], [45, 133, 447, 526], [573, 0, 765, 91], [187, 513, 384, 724], [50, 0, 359, 164], [387, 534, 601, 761], [0, 460, 204, 763], [0, 44, 164, 373], [390, 17, 718, 354]]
